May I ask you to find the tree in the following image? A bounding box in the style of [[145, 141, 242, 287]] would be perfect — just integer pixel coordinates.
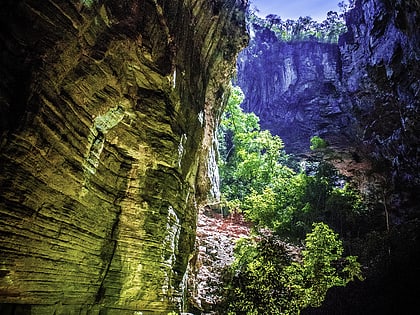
[[218, 86, 365, 314], [218, 85, 292, 202], [266, 14, 282, 28], [246, 7, 347, 43], [310, 135, 328, 150], [218, 87, 366, 242], [323, 10, 347, 42], [296, 222, 362, 307], [223, 223, 363, 314]]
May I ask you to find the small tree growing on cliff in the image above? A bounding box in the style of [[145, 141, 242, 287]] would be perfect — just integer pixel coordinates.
[[310, 135, 328, 150]]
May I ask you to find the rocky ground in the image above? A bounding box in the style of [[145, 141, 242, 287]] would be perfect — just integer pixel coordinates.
[[188, 207, 251, 314]]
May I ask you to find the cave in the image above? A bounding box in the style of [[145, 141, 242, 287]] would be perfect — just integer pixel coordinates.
[[0, 0, 419, 314]]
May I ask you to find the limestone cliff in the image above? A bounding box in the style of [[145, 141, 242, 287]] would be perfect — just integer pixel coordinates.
[[340, 0, 420, 195], [305, 1, 420, 313], [0, 0, 247, 314], [235, 1, 420, 313], [237, 0, 419, 194], [236, 26, 354, 153]]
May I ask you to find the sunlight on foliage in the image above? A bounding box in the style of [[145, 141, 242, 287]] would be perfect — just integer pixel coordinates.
[[247, 1, 353, 43], [218, 88, 366, 240], [310, 135, 328, 150], [223, 223, 363, 314], [218, 85, 293, 203], [81, 0, 95, 7], [218, 85, 365, 314]]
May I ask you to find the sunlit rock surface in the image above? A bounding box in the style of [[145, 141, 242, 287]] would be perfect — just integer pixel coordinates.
[[0, 0, 247, 313], [188, 208, 250, 314]]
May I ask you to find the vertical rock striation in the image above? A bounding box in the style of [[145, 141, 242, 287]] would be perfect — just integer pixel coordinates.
[[236, 26, 354, 153], [0, 0, 247, 314], [237, 0, 419, 193]]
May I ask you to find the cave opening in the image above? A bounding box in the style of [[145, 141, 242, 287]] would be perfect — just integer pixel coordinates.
[[194, 0, 420, 314]]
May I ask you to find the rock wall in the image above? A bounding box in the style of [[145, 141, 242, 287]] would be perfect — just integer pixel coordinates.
[[303, 1, 420, 313], [236, 5, 420, 312], [237, 0, 419, 191], [340, 0, 420, 194], [236, 27, 355, 153], [0, 0, 247, 314]]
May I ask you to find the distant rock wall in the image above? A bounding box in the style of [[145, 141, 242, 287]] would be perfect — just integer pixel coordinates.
[[237, 0, 419, 191], [236, 27, 355, 153], [0, 0, 247, 314], [235, 2, 420, 313]]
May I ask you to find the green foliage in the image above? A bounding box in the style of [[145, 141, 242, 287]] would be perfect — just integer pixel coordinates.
[[248, 8, 348, 43], [223, 223, 363, 314], [218, 85, 366, 313], [298, 223, 352, 306], [224, 236, 299, 314], [218, 85, 292, 202], [243, 172, 303, 233], [218, 87, 366, 241], [238, 159, 366, 242], [290, 163, 367, 239], [310, 135, 328, 150], [81, 0, 95, 7]]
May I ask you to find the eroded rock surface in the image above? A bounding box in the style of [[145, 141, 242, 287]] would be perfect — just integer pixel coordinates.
[[340, 0, 420, 195], [234, 1, 420, 313], [237, 0, 419, 199], [188, 208, 250, 314], [0, 0, 247, 314], [236, 26, 354, 153]]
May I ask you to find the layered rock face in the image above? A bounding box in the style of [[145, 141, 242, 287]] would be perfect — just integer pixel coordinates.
[[0, 0, 247, 314], [237, 0, 419, 192], [236, 27, 354, 153]]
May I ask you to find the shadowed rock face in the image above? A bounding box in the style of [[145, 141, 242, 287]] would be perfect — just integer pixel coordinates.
[[237, 0, 420, 191], [236, 3, 420, 312], [340, 0, 420, 193], [236, 28, 355, 153], [0, 0, 247, 314]]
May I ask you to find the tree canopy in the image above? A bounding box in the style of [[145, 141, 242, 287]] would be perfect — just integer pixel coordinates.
[[217, 85, 365, 314], [247, 1, 354, 43]]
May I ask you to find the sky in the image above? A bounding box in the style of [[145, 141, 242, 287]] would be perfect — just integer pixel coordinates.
[[250, 0, 343, 21]]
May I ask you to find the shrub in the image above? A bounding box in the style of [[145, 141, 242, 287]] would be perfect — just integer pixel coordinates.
[[222, 223, 363, 314], [310, 136, 328, 150]]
